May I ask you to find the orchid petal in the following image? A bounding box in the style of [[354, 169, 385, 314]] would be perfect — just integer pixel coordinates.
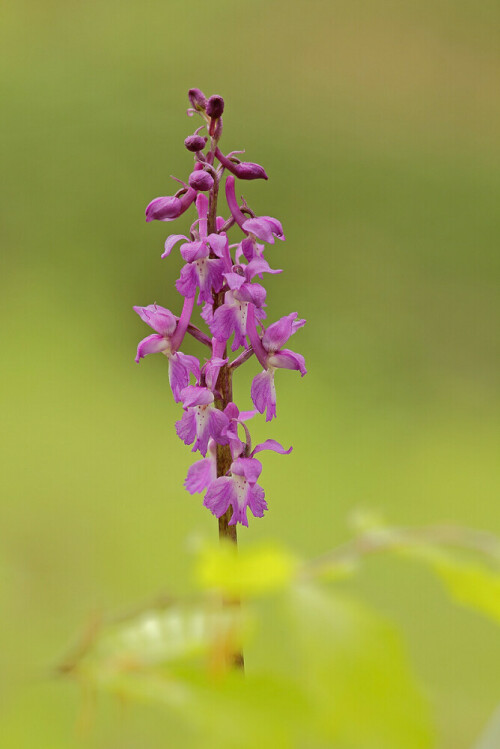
[[161, 234, 188, 259], [262, 313, 302, 353], [175, 410, 197, 446], [268, 349, 307, 375], [231, 457, 262, 485], [251, 439, 293, 457], [207, 233, 227, 259], [135, 334, 169, 362], [175, 263, 198, 298], [180, 385, 214, 408], [246, 485, 267, 519], [204, 477, 234, 519], [133, 304, 177, 336], [251, 370, 277, 421], [180, 240, 209, 263], [145, 196, 182, 223], [245, 257, 282, 280]]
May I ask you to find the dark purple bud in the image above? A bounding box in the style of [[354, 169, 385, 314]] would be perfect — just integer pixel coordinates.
[[188, 170, 214, 192], [206, 95, 224, 119], [188, 88, 207, 112], [145, 196, 182, 222], [184, 135, 208, 152], [234, 162, 268, 180], [215, 148, 268, 180]]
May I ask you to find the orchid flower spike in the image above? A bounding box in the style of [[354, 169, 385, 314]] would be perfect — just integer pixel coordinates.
[[136, 88, 307, 527]]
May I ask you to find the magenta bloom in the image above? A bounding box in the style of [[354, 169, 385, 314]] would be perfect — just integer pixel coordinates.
[[172, 194, 225, 304], [247, 308, 307, 421], [134, 301, 199, 402], [175, 240, 224, 304], [209, 257, 280, 351], [225, 175, 284, 243], [184, 438, 217, 494], [175, 386, 230, 456], [203, 440, 292, 526], [242, 216, 284, 244], [203, 457, 266, 527]]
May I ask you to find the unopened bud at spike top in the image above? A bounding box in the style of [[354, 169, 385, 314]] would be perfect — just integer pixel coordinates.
[[188, 88, 207, 112], [206, 95, 225, 119]]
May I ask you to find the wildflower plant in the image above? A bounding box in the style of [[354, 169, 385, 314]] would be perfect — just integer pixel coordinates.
[[135, 88, 306, 539], [59, 88, 500, 749]]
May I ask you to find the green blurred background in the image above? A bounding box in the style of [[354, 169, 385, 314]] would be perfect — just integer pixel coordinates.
[[1, 0, 499, 746]]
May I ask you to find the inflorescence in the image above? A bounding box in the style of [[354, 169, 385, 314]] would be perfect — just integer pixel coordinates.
[[134, 88, 306, 528]]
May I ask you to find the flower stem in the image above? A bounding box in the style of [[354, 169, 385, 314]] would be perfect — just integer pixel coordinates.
[[208, 160, 244, 671]]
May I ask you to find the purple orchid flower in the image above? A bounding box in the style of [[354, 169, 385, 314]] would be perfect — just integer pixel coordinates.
[[173, 194, 225, 304], [246, 306, 307, 421], [209, 258, 280, 351], [175, 386, 230, 457], [184, 402, 258, 495], [134, 300, 199, 402], [203, 440, 292, 526], [225, 176, 285, 244], [203, 457, 265, 527], [175, 240, 225, 304]]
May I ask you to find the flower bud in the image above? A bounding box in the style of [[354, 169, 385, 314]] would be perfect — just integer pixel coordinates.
[[188, 88, 207, 112], [206, 95, 224, 119], [215, 148, 268, 180], [184, 135, 207, 152], [188, 170, 214, 192], [234, 162, 268, 180], [145, 196, 182, 222]]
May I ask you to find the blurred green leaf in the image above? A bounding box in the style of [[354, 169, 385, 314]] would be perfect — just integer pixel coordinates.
[[404, 547, 500, 625], [306, 523, 500, 627], [472, 705, 500, 749], [195, 541, 298, 598], [288, 583, 434, 749], [62, 598, 310, 749], [64, 599, 245, 687]]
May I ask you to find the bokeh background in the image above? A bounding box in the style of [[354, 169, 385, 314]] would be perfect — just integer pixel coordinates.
[[1, 0, 499, 746]]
